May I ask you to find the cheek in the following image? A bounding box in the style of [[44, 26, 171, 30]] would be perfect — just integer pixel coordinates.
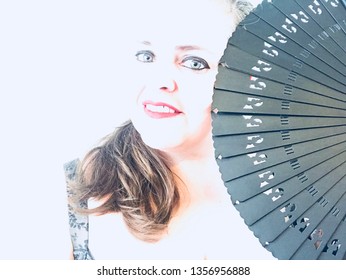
[[126, 59, 150, 97], [181, 69, 218, 115], [178, 77, 215, 138]]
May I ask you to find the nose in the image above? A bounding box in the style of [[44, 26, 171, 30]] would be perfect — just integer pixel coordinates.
[[154, 63, 179, 93], [159, 79, 178, 93]]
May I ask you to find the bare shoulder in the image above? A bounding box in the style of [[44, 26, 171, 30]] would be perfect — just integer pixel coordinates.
[[69, 247, 74, 260]]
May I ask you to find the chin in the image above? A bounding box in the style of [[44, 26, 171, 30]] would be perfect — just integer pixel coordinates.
[[131, 114, 187, 150], [139, 129, 186, 153]]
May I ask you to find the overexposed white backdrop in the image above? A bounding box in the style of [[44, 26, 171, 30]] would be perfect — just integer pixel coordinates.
[[0, 0, 262, 259], [0, 1, 131, 259]]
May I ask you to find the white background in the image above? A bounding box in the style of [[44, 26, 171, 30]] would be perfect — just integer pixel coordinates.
[[0, 0, 262, 259]]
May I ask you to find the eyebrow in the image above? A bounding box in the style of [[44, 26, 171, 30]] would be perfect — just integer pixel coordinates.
[[176, 45, 202, 51], [140, 41, 151, 46], [139, 41, 202, 51]]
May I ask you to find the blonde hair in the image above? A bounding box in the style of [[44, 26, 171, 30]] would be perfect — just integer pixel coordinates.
[[69, 0, 254, 242], [228, 0, 255, 25]]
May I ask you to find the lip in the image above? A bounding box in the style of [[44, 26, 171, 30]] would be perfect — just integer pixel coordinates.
[[142, 100, 183, 119]]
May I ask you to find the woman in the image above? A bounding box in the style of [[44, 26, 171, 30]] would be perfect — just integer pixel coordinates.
[[65, 0, 272, 259]]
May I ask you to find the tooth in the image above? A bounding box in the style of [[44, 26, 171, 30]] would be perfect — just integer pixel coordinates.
[[146, 104, 176, 113]]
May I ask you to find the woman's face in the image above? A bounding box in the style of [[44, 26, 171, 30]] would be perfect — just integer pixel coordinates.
[[127, 0, 236, 157]]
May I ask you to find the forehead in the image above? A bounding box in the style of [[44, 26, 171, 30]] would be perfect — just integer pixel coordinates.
[[126, 0, 235, 51]]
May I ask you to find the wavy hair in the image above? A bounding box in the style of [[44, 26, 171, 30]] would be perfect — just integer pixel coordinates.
[[68, 0, 254, 243]]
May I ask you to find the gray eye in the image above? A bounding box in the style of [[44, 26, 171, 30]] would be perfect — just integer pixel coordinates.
[[181, 56, 210, 70], [136, 51, 155, 63]]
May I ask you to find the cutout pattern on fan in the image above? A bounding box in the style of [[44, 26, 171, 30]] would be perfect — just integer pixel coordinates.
[[212, 0, 346, 260]]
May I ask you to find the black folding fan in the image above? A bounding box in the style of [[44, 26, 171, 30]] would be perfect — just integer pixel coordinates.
[[212, 0, 346, 260]]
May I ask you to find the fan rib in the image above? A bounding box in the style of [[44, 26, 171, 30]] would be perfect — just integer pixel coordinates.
[[226, 148, 346, 204], [266, 183, 346, 260], [218, 134, 346, 181], [213, 126, 346, 158], [234, 153, 346, 223], [249, 171, 346, 245]]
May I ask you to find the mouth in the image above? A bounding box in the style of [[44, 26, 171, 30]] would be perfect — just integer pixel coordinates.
[[143, 101, 183, 119]]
